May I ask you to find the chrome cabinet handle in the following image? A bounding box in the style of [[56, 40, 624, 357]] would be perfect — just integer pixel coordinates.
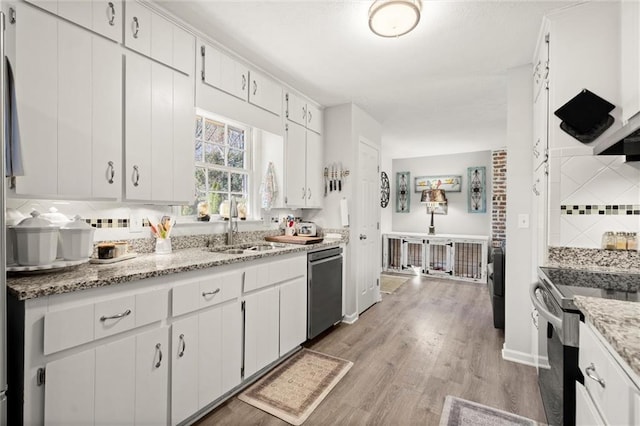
[[308, 110, 312, 124], [585, 363, 605, 388], [302, 187, 306, 199], [360, 234, 367, 240], [100, 309, 131, 322], [253, 80, 257, 96], [302, 106, 307, 120], [154, 343, 163, 368], [133, 165, 140, 187], [307, 187, 311, 200], [178, 334, 186, 357], [242, 74, 247, 91], [108, 2, 115, 26], [133, 17, 140, 39], [202, 288, 221, 298], [107, 161, 115, 184]]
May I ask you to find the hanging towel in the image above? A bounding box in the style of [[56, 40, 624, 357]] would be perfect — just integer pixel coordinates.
[[5, 58, 24, 177], [260, 162, 278, 210]]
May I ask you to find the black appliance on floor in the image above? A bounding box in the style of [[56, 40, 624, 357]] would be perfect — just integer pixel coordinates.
[[532, 267, 640, 426], [307, 247, 343, 339]]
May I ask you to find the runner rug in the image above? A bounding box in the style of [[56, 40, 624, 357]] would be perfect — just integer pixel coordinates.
[[380, 273, 410, 294], [439, 396, 538, 426], [238, 349, 353, 425]]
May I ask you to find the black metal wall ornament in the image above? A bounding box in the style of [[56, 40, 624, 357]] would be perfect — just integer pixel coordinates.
[[396, 172, 410, 212], [380, 171, 390, 208]]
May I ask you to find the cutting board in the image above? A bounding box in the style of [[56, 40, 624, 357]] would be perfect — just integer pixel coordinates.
[[265, 235, 324, 245]]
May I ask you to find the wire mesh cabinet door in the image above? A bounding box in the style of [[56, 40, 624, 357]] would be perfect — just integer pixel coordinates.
[[402, 238, 424, 273], [453, 239, 488, 282], [425, 239, 453, 276], [382, 235, 403, 272]]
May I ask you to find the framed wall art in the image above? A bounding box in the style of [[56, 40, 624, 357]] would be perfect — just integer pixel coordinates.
[[396, 171, 410, 213], [414, 175, 462, 193], [468, 166, 486, 213]]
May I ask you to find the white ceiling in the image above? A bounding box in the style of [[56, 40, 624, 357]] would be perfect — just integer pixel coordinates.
[[157, 0, 574, 159]]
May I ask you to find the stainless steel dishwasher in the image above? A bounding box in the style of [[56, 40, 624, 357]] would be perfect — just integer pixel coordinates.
[[307, 246, 343, 339]]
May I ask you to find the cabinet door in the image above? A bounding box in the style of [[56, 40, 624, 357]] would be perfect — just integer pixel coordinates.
[[92, 35, 122, 199], [14, 4, 58, 196], [58, 0, 93, 30], [243, 286, 279, 378], [150, 62, 174, 202], [57, 19, 92, 197], [286, 92, 306, 127], [44, 349, 95, 426], [249, 69, 282, 116], [95, 336, 136, 425], [621, 0, 640, 124], [198, 306, 223, 408], [125, 53, 152, 200], [173, 26, 195, 76], [221, 301, 242, 393], [172, 316, 199, 426], [151, 12, 173, 67], [92, 0, 122, 42], [305, 130, 323, 208], [279, 277, 307, 356], [202, 43, 248, 100], [284, 123, 307, 208], [135, 327, 169, 426], [173, 72, 195, 203], [306, 103, 322, 134], [124, 0, 151, 57], [576, 382, 605, 426]]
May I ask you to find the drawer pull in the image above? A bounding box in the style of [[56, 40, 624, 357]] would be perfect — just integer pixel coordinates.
[[154, 343, 163, 368], [178, 334, 186, 357], [585, 363, 606, 388], [202, 288, 221, 298], [100, 309, 131, 322]]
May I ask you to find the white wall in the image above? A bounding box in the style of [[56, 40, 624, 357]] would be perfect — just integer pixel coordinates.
[[503, 64, 535, 366], [391, 151, 492, 236]]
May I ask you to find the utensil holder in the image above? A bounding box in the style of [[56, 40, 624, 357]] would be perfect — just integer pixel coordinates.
[[155, 237, 172, 255]]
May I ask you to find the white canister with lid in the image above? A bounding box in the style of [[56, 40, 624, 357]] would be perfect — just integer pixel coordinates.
[[5, 208, 25, 265], [60, 215, 95, 260], [14, 210, 60, 266], [41, 207, 71, 259]]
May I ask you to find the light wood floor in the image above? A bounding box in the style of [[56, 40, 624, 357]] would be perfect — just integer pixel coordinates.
[[196, 275, 546, 425]]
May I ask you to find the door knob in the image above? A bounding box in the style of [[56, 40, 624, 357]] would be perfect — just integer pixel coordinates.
[[359, 234, 367, 240]]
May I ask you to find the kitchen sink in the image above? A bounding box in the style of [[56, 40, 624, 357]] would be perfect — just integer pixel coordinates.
[[222, 249, 246, 254], [204, 242, 286, 255]]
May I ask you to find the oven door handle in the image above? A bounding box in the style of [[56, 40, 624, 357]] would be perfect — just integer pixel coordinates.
[[529, 281, 563, 333]]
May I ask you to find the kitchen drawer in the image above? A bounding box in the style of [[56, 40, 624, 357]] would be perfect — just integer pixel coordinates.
[[243, 264, 270, 293], [269, 256, 305, 285], [173, 271, 242, 317], [44, 289, 167, 355], [579, 322, 637, 425], [576, 381, 604, 425]]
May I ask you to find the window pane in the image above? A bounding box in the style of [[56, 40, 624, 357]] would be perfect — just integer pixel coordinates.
[[204, 119, 225, 143], [228, 126, 245, 150], [209, 169, 228, 192], [230, 173, 247, 193], [228, 148, 245, 168], [195, 140, 203, 162], [195, 117, 203, 139], [195, 167, 206, 193], [209, 192, 227, 217], [205, 143, 225, 165]]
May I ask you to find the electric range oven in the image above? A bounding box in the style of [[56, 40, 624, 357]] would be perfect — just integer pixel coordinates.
[[531, 267, 640, 426]]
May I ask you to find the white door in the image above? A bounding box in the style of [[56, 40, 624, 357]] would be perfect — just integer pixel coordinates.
[[198, 305, 223, 408], [221, 301, 242, 393], [284, 123, 307, 208], [173, 72, 195, 204], [357, 140, 381, 314], [95, 336, 136, 425], [135, 327, 169, 426], [171, 316, 199, 426], [92, 0, 122, 43], [124, 1, 151, 57], [279, 276, 307, 356], [150, 62, 174, 202], [243, 286, 279, 378], [305, 130, 323, 208]]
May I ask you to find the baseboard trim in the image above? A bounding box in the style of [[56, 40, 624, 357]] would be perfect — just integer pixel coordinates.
[[502, 345, 537, 367], [342, 312, 358, 324]]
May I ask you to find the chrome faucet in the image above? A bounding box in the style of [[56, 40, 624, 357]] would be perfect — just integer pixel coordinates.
[[227, 197, 238, 245]]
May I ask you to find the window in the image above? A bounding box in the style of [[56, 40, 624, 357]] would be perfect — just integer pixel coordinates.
[[184, 112, 251, 217]]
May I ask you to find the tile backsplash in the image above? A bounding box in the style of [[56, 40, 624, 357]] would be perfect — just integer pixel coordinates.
[[549, 152, 640, 248]]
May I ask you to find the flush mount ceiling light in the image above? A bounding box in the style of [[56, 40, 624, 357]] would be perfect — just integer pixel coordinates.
[[368, 0, 422, 38]]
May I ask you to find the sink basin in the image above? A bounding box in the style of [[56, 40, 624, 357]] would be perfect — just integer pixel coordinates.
[[246, 244, 276, 252], [222, 249, 245, 254], [205, 242, 286, 255]]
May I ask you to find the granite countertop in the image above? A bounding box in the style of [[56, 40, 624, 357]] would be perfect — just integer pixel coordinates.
[[7, 239, 344, 301], [574, 295, 640, 380]]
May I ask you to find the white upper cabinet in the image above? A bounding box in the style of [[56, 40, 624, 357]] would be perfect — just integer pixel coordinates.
[[125, 2, 195, 75], [201, 42, 282, 116], [621, 0, 640, 124], [249, 69, 282, 116], [285, 91, 322, 134], [284, 122, 322, 209]]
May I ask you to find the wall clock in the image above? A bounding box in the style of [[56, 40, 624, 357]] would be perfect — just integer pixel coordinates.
[[380, 171, 390, 208]]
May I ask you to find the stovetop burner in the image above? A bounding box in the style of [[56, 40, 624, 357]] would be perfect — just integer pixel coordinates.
[[538, 267, 640, 310]]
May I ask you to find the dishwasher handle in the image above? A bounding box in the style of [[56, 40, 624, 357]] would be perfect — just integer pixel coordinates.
[[529, 281, 563, 333]]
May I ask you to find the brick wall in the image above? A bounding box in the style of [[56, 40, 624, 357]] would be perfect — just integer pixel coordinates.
[[492, 150, 507, 247]]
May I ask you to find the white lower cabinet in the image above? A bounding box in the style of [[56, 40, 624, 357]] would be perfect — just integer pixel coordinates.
[[171, 315, 199, 426], [576, 382, 604, 425], [244, 286, 280, 378], [279, 276, 307, 356], [44, 327, 169, 426]]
